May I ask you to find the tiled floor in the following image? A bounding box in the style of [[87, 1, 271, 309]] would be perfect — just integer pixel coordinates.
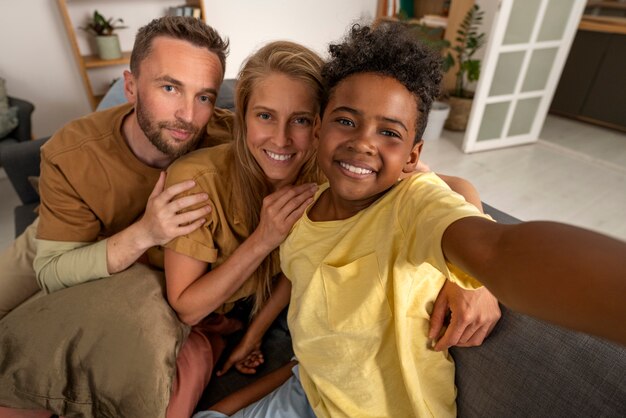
[[1, 114, 625, 252], [421, 115, 626, 241]]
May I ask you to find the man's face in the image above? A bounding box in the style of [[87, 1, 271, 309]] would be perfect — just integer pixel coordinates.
[[125, 36, 223, 158]]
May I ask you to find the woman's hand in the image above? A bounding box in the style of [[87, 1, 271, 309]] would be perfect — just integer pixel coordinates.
[[217, 336, 264, 375], [252, 183, 317, 252], [429, 281, 501, 351]]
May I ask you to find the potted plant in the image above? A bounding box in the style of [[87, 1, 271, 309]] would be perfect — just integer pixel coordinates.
[[81, 10, 127, 60], [401, 22, 454, 140], [444, 4, 486, 131]]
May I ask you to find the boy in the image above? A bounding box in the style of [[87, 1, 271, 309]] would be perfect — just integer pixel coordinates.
[[196, 22, 626, 418]]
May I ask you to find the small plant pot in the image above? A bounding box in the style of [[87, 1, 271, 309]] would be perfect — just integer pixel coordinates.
[[444, 95, 473, 131], [95, 35, 122, 60], [423, 101, 450, 141]]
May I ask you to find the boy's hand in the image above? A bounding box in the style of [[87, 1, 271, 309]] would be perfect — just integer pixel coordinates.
[[217, 338, 264, 376], [429, 282, 501, 351]]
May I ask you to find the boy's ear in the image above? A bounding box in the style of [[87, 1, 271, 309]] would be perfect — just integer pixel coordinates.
[[402, 140, 423, 173], [313, 115, 321, 147], [123, 70, 137, 105]]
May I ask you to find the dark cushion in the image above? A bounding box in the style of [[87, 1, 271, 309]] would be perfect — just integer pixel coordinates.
[[197, 311, 294, 410], [1, 137, 47, 206]]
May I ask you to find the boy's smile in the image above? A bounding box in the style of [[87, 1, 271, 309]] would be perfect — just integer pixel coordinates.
[[312, 73, 422, 220]]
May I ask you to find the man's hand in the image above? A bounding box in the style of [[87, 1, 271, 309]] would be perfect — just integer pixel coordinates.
[[429, 281, 501, 351], [106, 172, 211, 274], [137, 171, 212, 247]]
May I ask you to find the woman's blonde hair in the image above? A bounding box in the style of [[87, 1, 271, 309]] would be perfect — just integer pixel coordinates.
[[231, 41, 325, 315]]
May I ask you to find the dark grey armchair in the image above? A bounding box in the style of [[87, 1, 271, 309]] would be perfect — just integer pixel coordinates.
[[4, 97, 35, 143], [1, 97, 38, 236], [0, 96, 35, 161]]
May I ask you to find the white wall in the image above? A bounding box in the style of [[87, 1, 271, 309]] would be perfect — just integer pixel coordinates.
[[0, 0, 377, 139], [204, 0, 378, 79]]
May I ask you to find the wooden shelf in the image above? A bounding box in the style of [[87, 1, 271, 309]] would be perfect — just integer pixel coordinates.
[[83, 51, 132, 69], [57, 0, 206, 110], [376, 0, 475, 93]]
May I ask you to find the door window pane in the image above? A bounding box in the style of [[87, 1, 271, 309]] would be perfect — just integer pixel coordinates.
[[537, 0, 576, 41], [489, 51, 525, 96], [503, 0, 541, 45], [522, 48, 557, 92], [508, 97, 541, 136], [477, 101, 510, 141]]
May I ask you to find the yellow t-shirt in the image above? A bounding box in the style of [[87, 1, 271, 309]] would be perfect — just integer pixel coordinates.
[[164, 143, 269, 313], [280, 172, 488, 418]]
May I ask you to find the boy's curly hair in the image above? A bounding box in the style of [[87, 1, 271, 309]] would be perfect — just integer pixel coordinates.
[[322, 22, 443, 142]]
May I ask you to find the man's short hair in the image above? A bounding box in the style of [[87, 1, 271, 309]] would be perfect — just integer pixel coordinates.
[[130, 16, 229, 78]]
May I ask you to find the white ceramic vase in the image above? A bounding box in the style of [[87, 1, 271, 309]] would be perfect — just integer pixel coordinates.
[[422, 101, 450, 141]]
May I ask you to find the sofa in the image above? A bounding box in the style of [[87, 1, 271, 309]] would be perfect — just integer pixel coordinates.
[[1, 80, 624, 417]]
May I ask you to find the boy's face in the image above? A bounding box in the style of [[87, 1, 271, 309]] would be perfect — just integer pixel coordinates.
[[315, 73, 422, 211]]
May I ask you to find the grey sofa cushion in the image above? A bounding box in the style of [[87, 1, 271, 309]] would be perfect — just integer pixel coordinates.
[[451, 304, 626, 417]]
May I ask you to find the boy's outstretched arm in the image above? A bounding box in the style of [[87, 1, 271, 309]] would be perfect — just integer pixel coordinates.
[[442, 216, 626, 346]]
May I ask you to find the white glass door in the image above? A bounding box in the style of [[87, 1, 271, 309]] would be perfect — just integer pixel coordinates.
[[462, 0, 587, 153]]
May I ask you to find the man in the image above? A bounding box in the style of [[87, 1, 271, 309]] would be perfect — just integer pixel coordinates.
[[0, 16, 230, 318], [0, 16, 232, 418]]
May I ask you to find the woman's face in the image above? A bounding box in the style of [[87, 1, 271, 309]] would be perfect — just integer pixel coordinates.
[[245, 72, 319, 190]]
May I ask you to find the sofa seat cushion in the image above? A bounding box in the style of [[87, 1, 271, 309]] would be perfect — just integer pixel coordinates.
[[451, 305, 626, 417]]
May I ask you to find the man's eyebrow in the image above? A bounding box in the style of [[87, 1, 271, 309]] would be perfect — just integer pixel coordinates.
[[331, 106, 408, 132], [155, 75, 182, 86], [155, 75, 218, 96]]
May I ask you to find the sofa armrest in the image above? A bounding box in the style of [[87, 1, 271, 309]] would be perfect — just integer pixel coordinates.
[[7, 96, 35, 142], [1, 136, 48, 205], [482, 202, 521, 224]]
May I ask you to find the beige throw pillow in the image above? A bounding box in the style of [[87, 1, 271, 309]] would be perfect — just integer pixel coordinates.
[[0, 263, 190, 418]]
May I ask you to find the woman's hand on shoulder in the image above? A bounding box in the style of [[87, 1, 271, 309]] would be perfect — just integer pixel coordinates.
[[253, 183, 317, 252]]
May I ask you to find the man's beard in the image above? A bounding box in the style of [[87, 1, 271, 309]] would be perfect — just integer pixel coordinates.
[[135, 96, 204, 159]]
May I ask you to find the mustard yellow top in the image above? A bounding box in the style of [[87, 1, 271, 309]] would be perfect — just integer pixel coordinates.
[[164, 143, 270, 313]]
